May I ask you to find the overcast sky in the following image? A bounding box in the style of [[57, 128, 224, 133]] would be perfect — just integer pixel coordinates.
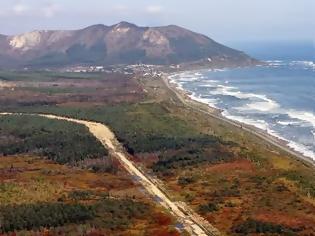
[[0, 0, 314, 43]]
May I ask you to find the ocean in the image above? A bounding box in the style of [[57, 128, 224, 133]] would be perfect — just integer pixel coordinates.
[[169, 60, 315, 160]]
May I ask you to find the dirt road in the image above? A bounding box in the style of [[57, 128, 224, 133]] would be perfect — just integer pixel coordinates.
[[0, 112, 220, 236], [163, 76, 315, 168]]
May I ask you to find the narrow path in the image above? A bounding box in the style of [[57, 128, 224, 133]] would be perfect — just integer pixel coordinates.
[[163, 76, 315, 167], [0, 112, 220, 236]]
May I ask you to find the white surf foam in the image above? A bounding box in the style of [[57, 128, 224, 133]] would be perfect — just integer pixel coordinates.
[[211, 84, 280, 112], [177, 76, 199, 82], [169, 72, 315, 161], [212, 85, 258, 99], [239, 100, 280, 112], [287, 141, 315, 160], [266, 60, 286, 67], [266, 60, 283, 63], [189, 92, 219, 108], [222, 111, 269, 131], [290, 61, 315, 70], [168, 75, 185, 91], [277, 120, 302, 126], [199, 84, 216, 88], [287, 110, 315, 129], [249, 101, 279, 112], [268, 128, 315, 160], [222, 111, 315, 160]]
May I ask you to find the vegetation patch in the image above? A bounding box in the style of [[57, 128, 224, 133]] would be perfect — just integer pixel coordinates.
[[152, 145, 235, 175], [0, 198, 151, 234], [282, 170, 315, 197], [0, 154, 177, 235], [0, 70, 104, 82], [4, 103, 234, 155], [0, 202, 95, 233], [198, 202, 219, 214], [0, 115, 107, 164], [233, 219, 299, 235]]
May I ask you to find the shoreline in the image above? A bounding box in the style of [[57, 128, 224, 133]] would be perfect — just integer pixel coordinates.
[[162, 73, 315, 168]]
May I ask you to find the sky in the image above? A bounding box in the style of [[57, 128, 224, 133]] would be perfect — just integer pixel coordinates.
[[0, 0, 314, 43]]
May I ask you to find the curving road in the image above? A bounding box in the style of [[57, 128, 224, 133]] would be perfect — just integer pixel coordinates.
[[0, 112, 220, 236]]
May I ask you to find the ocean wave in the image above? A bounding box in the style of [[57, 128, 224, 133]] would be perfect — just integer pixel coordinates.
[[287, 110, 315, 129], [211, 84, 280, 112], [189, 92, 218, 108], [265, 60, 286, 67], [169, 70, 315, 160], [238, 100, 280, 112], [247, 101, 280, 112], [177, 76, 200, 82], [266, 60, 283, 63], [199, 84, 217, 87], [270, 128, 315, 160], [169, 76, 185, 91], [277, 120, 302, 126], [289, 61, 315, 70], [212, 84, 259, 99], [213, 69, 226, 72], [287, 141, 315, 160], [222, 111, 269, 130], [208, 68, 227, 72], [173, 72, 206, 82], [222, 111, 315, 160]]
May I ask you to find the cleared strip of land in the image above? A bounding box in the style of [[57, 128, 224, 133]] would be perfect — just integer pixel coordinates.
[[0, 112, 220, 236]]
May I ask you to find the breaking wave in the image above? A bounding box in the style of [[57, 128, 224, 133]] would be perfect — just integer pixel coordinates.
[[168, 63, 315, 161]]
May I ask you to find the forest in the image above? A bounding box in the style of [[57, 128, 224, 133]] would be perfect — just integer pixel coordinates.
[[0, 115, 108, 164], [0, 198, 151, 233], [233, 219, 300, 235]]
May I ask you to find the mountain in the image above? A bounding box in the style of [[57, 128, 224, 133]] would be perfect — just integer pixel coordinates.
[[0, 22, 258, 68]]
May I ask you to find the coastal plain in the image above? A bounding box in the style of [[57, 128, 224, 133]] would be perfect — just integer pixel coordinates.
[[1, 68, 315, 235]]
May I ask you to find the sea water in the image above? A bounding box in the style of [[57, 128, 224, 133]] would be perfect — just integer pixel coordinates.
[[169, 60, 315, 160]]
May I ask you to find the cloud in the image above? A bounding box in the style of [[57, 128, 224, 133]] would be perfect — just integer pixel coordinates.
[[12, 3, 30, 15], [146, 5, 163, 14], [10, 2, 61, 18], [42, 3, 60, 18], [113, 4, 128, 12]]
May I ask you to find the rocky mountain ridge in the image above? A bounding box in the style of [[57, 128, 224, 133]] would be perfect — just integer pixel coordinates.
[[0, 22, 258, 68]]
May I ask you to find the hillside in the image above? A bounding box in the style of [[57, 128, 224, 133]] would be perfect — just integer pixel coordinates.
[[0, 22, 258, 68]]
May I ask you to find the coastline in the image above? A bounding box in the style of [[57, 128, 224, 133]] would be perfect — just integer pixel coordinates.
[[162, 73, 315, 168]]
